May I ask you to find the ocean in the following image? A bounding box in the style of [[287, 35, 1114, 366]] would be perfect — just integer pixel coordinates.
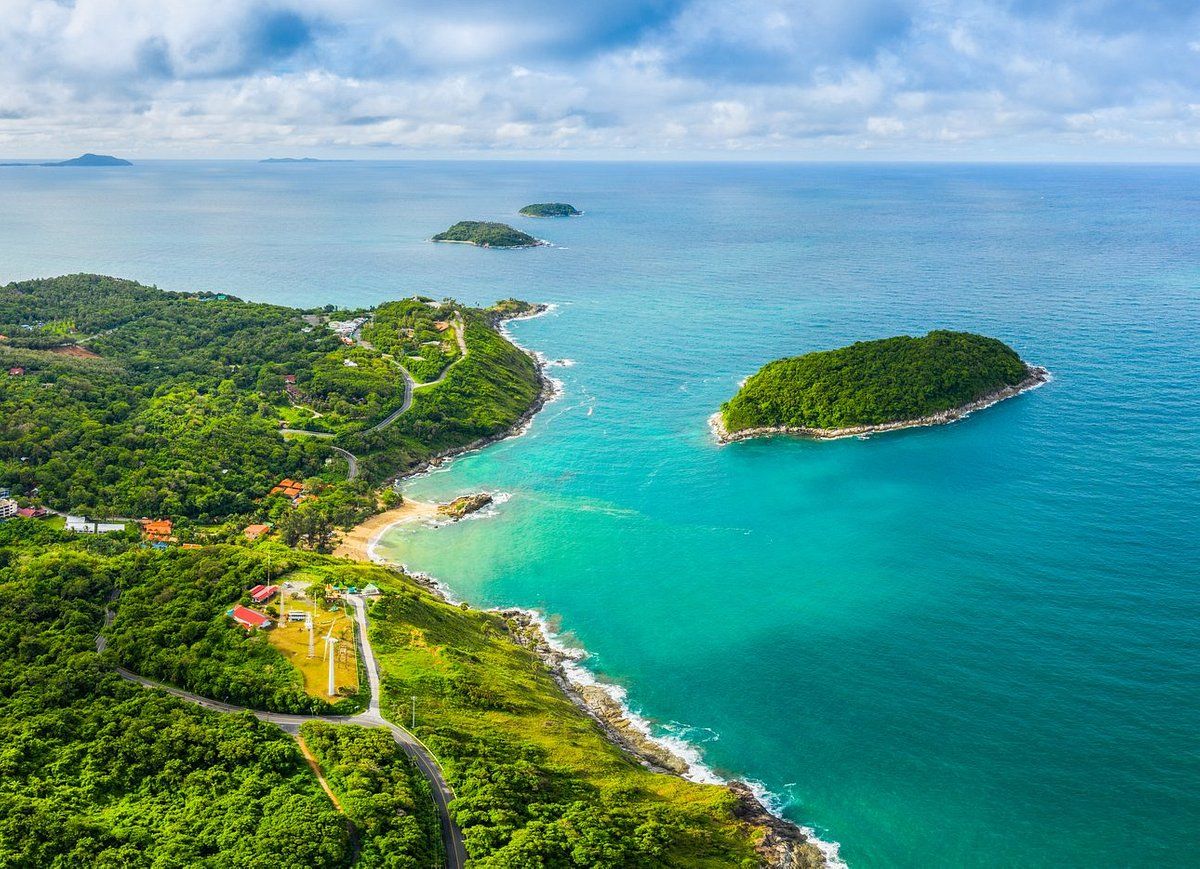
[[3, 160, 1197, 866]]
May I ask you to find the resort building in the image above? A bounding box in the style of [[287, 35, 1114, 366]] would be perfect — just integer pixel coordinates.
[[230, 605, 272, 631], [361, 583, 381, 597], [16, 506, 47, 519], [0, 499, 17, 519], [269, 479, 305, 500], [139, 518, 175, 543]]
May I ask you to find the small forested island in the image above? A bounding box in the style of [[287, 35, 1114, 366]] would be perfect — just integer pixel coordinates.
[[716, 330, 1048, 442], [519, 202, 581, 217], [431, 220, 542, 248]]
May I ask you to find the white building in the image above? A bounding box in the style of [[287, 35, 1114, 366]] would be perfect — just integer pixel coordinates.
[[65, 515, 126, 534], [0, 498, 17, 519]]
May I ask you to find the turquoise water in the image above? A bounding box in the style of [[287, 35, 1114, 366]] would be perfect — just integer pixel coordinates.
[[3, 161, 1198, 866]]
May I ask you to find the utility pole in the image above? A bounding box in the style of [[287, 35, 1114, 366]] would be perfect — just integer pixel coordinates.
[[411, 695, 416, 729], [306, 612, 314, 658]]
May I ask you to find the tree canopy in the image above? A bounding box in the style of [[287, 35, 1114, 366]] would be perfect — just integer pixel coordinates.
[[721, 330, 1031, 432]]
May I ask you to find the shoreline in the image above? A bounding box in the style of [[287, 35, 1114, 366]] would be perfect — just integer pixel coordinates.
[[712, 364, 1051, 444], [381, 304, 560, 485], [347, 302, 840, 866]]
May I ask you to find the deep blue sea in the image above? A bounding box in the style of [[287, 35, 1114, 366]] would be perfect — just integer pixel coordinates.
[[3, 160, 1197, 867]]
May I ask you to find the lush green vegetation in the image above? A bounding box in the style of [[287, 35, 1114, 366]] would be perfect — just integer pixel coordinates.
[[0, 521, 355, 867], [519, 203, 580, 217], [0, 275, 543, 532], [346, 308, 543, 481], [361, 298, 461, 384], [432, 221, 540, 248], [301, 721, 442, 868], [103, 542, 367, 715], [721, 330, 1032, 432], [348, 562, 767, 867]]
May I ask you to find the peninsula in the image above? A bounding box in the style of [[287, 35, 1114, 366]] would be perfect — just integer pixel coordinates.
[[519, 202, 581, 217], [716, 330, 1048, 442], [0, 274, 826, 868], [431, 220, 541, 248]]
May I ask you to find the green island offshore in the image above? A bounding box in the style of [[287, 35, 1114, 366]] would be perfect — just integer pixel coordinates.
[[712, 330, 1050, 443], [0, 274, 831, 867]]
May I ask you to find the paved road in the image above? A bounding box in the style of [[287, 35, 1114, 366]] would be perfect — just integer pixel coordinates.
[[102, 593, 466, 868], [282, 314, 467, 469]]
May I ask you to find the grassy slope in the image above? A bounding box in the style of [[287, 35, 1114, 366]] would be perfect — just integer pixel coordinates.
[[722, 330, 1030, 432], [325, 561, 765, 867]]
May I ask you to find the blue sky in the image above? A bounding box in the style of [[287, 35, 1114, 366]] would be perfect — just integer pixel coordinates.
[[2, 0, 1199, 160]]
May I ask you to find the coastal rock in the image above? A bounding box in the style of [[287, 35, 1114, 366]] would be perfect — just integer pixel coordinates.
[[437, 492, 493, 520], [494, 608, 827, 867], [729, 782, 827, 869]]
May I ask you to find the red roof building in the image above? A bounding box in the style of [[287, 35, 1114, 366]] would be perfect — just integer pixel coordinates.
[[140, 518, 175, 542], [248, 584, 280, 603], [17, 507, 47, 519], [243, 523, 271, 540], [231, 605, 272, 630], [8, 367, 25, 377], [283, 374, 297, 384]]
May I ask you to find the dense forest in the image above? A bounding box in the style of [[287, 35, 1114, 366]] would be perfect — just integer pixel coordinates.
[[0, 275, 543, 529], [431, 221, 540, 248], [0, 520, 784, 866], [0, 521, 357, 867], [721, 330, 1033, 432]]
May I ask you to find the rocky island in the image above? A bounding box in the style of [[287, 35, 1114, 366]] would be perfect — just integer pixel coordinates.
[[716, 330, 1048, 442], [432, 220, 542, 248], [519, 202, 581, 217]]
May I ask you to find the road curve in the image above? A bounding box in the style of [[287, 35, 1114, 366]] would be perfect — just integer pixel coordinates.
[[102, 594, 466, 868]]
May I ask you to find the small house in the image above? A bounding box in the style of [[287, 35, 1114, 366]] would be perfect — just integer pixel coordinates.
[[231, 605, 272, 630], [243, 523, 271, 541], [16, 506, 47, 519], [8, 367, 24, 377], [283, 374, 297, 385]]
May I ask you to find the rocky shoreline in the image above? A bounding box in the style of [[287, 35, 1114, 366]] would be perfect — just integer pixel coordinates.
[[714, 364, 1050, 444], [496, 607, 829, 869], [386, 304, 556, 484], [436, 492, 493, 520]]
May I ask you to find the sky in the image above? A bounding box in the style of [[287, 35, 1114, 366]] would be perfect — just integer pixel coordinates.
[[2, 0, 1199, 161]]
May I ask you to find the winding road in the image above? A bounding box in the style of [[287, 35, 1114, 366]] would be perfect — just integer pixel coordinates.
[[283, 315, 468, 477], [101, 593, 467, 869]]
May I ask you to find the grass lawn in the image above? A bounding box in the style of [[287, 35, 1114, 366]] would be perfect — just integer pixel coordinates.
[[268, 595, 359, 700]]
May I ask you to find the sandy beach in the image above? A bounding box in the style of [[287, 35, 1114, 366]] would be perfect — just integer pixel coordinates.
[[332, 498, 438, 562]]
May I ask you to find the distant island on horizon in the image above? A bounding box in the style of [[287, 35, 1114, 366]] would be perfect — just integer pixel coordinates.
[[260, 157, 352, 163], [0, 153, 131, 167], [715, 330, 1049, 442]]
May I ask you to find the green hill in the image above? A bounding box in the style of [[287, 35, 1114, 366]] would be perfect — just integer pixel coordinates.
[[519, 202, 580, 217], [431, 221, 540, 248], [721, 330, 1036, 434]]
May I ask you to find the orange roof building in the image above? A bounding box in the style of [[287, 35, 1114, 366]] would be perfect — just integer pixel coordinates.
[[243, 523, 271, 540], [269, 479, 305, 499], [140, 518, 175, 542]]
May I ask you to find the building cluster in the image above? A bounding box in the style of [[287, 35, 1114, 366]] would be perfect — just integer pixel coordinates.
[[248, 584, 279, 604], [327, 316, 369, 344], [269, 478, 314, 506]]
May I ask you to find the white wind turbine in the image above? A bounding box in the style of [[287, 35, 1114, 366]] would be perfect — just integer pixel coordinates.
[[323, 619, 340, 697]]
